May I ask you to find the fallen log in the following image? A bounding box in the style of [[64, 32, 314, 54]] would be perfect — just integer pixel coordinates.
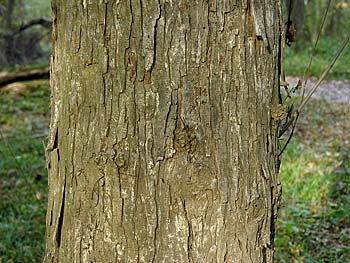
[[0, 66, 49, 87]]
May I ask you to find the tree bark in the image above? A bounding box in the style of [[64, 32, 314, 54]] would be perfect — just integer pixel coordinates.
[[44, 1, 283, 262]]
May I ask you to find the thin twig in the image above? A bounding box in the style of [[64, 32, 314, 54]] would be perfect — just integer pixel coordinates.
[[279, 112, 299, 156], [279, 34, 350, 156], [301, 0, 332, 101]]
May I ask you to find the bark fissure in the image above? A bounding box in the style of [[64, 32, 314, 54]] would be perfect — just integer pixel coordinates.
[[44, 1, 282, 262], [56, 176, 66, 248]]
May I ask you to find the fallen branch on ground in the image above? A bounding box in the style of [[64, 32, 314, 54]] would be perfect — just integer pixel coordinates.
[[0, 66, 50, 87]]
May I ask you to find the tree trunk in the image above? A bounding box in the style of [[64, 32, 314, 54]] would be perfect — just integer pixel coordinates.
[[44, 1, 282, 262]]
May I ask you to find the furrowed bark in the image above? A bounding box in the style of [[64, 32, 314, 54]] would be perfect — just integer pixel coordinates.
[[44, 1, 282, 262]]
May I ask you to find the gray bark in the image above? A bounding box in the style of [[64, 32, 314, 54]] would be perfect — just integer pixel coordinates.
[[44, 1, 283, 262]]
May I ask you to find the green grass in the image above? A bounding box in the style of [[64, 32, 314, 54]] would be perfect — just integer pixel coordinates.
[[0, 81, 50, 263], [284, 36, 350, 80], [275, 99, 350, 262]]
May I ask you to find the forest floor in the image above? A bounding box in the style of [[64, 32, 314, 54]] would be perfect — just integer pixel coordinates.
[[0, 79, 349, 262], [287, 77, 350, 103], [277, 78, 350, 262]]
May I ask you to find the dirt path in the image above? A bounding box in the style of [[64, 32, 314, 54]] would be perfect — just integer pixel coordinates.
[[287, 77, 350, 104]]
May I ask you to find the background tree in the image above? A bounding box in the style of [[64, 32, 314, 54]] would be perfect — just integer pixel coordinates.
[[293, 0, 350, 43], [0, 0, 51, 68], [285, 0, 305, 34]]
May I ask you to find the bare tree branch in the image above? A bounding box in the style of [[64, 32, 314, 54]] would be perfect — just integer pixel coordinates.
[[10, 17, 52, 36]]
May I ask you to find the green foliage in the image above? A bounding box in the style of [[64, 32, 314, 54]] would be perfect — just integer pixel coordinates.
[[23, 0, 51, 20]]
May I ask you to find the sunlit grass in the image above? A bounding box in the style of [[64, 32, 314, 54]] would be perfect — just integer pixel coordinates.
[[0, 81, 49, 263], [284, 36, 350, 80], [280, 140, 334, 209], [275, 99, 350, 262]]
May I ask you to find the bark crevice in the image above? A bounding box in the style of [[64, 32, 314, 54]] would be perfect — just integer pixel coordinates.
[[44, 1, 282, 262]]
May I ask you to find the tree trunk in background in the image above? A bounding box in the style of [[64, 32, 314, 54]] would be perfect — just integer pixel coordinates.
[[18, 0, 24, 24], [287, 0, 305, 39], [1, 0, 15, 66], [5, 0, 15, 29], [44, 1, 282, 262], [304, 0, 325, 43], [326, 2, 346, 37]]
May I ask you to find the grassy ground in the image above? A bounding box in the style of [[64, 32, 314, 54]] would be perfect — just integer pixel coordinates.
[[284, 36, 350, 80], [0, 78, 349, 262], [0, 81, 49, 262], [275, 98, 350, 262], [275, 36, 350, 261]]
